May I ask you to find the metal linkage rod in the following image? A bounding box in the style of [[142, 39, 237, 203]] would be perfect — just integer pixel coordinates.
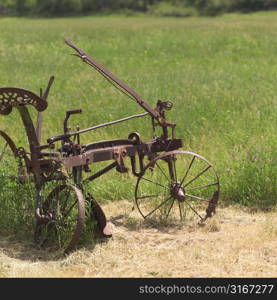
[[47, 112, 148, 144], [75, 112, 148, 135]]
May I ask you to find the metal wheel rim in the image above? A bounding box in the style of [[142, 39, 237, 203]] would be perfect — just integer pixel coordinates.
[[34, 184, 85, 254], [135, 150, 220, 222]]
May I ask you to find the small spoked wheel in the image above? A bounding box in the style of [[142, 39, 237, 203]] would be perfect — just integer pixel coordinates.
[[135, 150, 220, 223], [34, 184, 85, 254]]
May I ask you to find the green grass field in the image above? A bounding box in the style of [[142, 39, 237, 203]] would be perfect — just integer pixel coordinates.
[[0, 13, 276, 233]]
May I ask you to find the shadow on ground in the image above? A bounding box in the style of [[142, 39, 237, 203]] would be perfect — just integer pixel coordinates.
[[0, 232, 108, 262]]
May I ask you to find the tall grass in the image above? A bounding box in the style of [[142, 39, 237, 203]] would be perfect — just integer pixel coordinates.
[[0, 13, 276, 234]]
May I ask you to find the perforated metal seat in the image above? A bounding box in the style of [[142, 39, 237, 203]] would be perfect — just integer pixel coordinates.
[[0, 87, 47, 115]]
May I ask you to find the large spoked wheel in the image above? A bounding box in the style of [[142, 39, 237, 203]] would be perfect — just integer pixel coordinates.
[[34, 184, 85, 254], [135, 150, 220, 223], [0, 131, 28, 183]]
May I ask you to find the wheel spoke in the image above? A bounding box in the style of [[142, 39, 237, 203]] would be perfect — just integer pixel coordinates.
[[140, 176, 169, 190], [185, 193, 210, 203], [180, 155, 196, 186], [178, 202, 184, 220], [61, 190, 71, 213], [186, 182, 218, 191], [156, 162, 170, 182], [165, 199, 175, 218], [63, 199, 78, 219], [144, 196, 172, 218], [183, 165, 211, 188], [136, 193, 167, 200], [172, 155, 178, 182], [183, 200, 204, 221]]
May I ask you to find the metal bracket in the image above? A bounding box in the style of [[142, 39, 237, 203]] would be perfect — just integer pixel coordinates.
[[113, 147, 128, 173]]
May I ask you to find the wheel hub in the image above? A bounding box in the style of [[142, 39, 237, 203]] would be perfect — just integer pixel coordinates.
[[171, 182, 185, 202]]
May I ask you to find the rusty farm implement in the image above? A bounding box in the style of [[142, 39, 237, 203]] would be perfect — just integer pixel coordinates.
[[0, 40, 220, 253]]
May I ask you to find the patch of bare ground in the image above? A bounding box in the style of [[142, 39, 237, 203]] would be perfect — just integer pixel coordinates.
[[0, 201, 276, 277]]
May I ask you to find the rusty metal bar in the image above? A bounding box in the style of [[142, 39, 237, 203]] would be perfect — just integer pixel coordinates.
[[84, 161, 117, 183], [60, 138, 182, 168], [64, 40, 163, 123], [47, 111, 148, 144], [42, 76, 55, 101], [76, 112, 148, 134]]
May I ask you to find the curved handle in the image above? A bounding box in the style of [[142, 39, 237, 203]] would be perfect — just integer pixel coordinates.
[[67, 109, 82, 115], [47, 133, 71, 144]]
